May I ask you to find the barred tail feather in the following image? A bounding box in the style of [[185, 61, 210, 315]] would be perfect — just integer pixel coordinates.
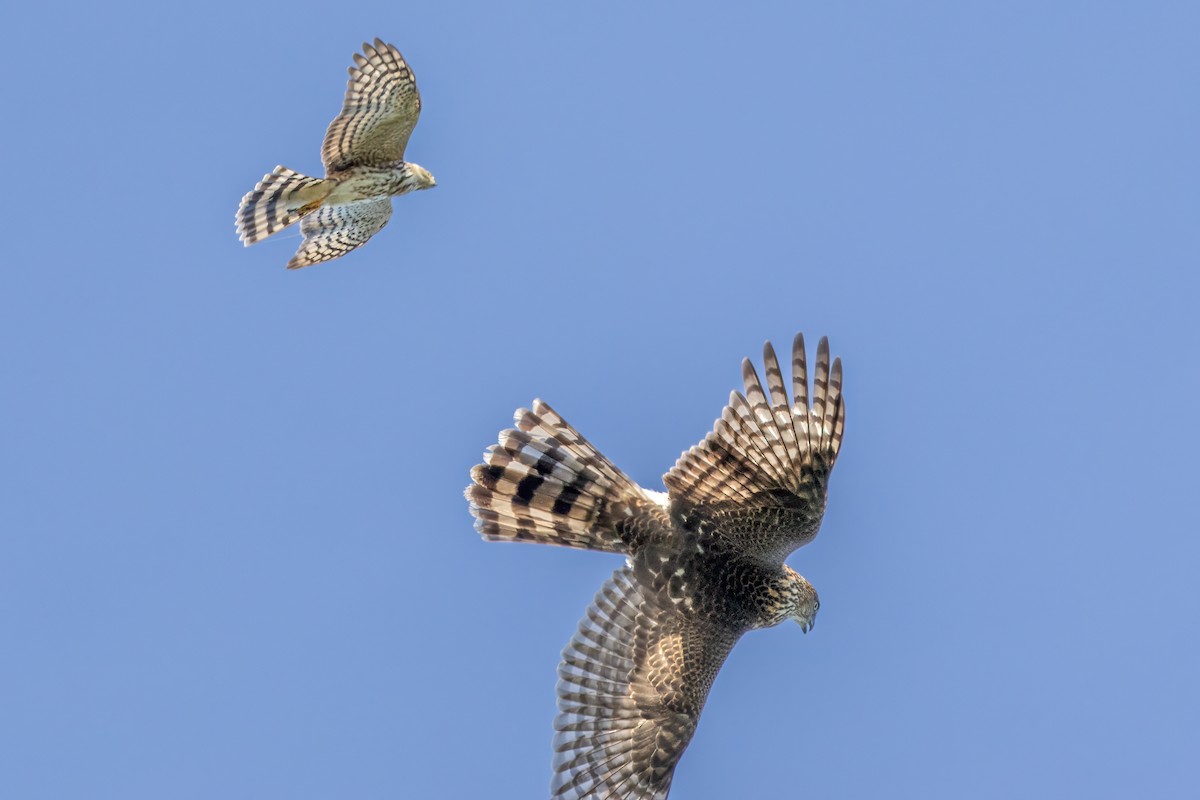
[[466, 400, 652, 553], [235, 166, 334, 245]]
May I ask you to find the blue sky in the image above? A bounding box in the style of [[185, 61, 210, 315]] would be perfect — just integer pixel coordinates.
[[3, 2, 1198, 798]]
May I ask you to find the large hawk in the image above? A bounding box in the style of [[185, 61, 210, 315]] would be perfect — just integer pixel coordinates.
[[465, 334, 846, 798], [236, 38, 435, 269]]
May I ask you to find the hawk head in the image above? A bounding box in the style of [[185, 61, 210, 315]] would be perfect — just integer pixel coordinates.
[[406, 164, 437, 190], [759, 566, 820, 633]]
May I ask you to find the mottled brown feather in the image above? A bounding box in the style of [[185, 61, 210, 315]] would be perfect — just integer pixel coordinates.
[[321, 38, 422, 172], [466, 334, 846, 798]]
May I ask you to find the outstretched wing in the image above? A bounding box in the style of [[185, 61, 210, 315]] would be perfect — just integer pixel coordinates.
[[662, 334, 845, 563], [553, 565, 741, 799], [321, 38, 422, 173], [286, 197, 392, 269]]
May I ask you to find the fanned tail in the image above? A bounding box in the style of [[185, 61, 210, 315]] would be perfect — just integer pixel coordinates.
[[465, 400, 655, 553], [235, 166, 334, 245]]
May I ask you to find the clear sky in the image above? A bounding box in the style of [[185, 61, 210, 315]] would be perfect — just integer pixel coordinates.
[[3, 2, 1198, 798]]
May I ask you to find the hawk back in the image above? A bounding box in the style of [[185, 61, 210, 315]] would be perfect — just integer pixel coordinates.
[[664, 334, 845, 562]]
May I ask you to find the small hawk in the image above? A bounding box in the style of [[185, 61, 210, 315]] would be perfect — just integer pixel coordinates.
[[465, 334, 846, 799], [235, 38, 435, 269]]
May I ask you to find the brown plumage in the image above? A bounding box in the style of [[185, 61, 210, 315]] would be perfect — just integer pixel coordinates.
[[235, 38, 436, 269], [466, 334, 846, 799]]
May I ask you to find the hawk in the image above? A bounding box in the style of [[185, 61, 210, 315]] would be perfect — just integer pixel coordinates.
[[235, 38, 435, 269], [465, 334, 846, 799]]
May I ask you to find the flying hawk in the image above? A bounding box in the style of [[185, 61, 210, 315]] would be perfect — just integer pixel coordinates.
[[465, 334, 845, 798], [236, 38, 435, 269]]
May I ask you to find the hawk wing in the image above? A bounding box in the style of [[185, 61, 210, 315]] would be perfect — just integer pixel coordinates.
[[286, 197, 392, 269], [662, 334, 845, 564], [553, 565, 742, 800], [321, 38, 422, 173]]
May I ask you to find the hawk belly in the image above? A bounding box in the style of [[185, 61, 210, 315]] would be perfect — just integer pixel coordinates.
[[326, 163, 424, 204]]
